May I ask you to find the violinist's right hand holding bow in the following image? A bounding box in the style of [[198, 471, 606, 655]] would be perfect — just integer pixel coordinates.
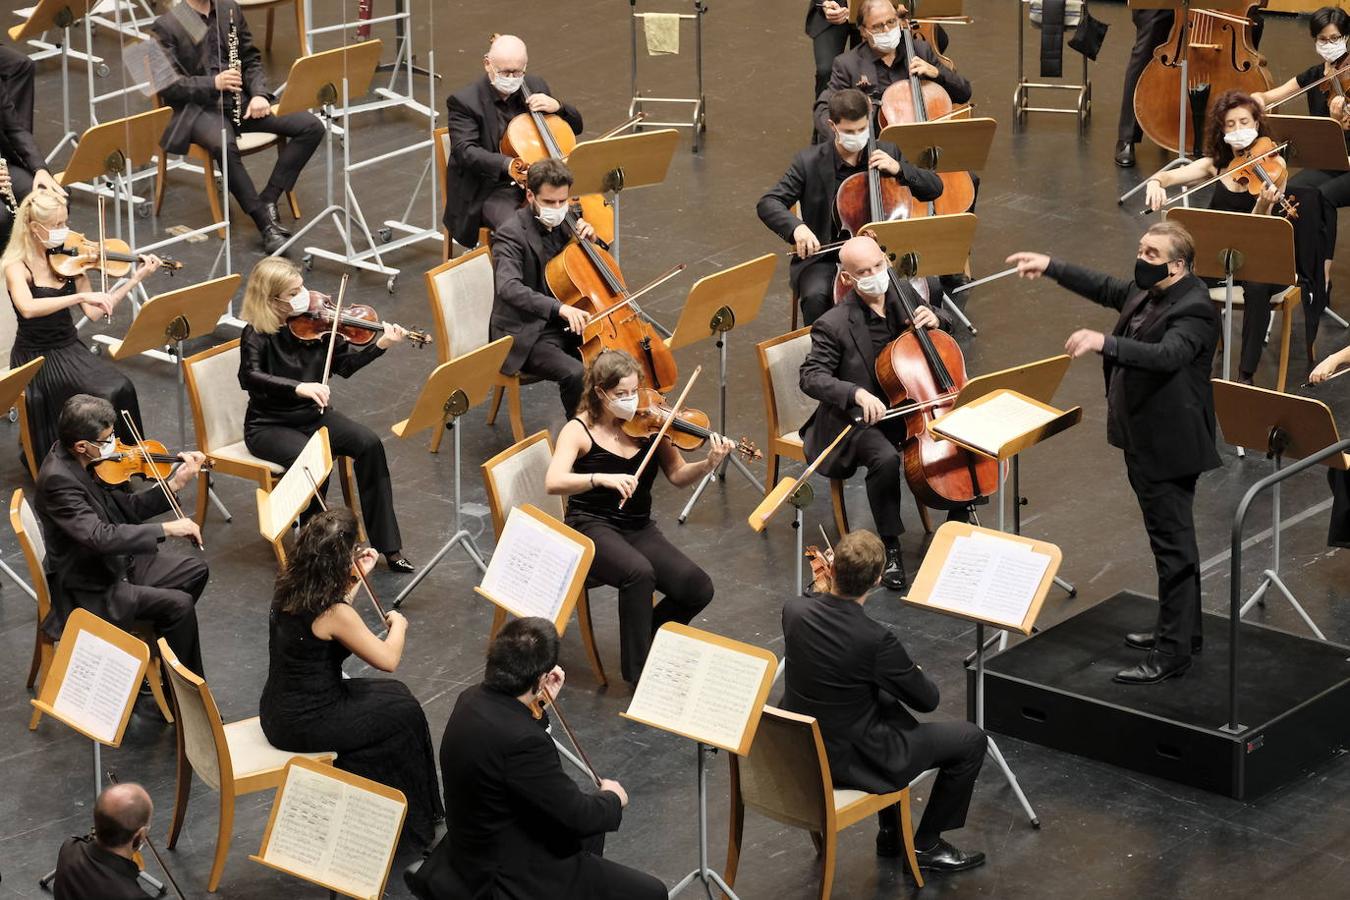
[[595, 472, 640, 500], [296, 382, 331, 409], [1310, 346, 1350, 383], [162, 517, 203, 545], [1145, 179, 1168, 212]]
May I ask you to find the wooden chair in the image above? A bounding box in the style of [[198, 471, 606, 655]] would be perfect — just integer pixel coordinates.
[[425, 248, 533, 448], [158, 638, 335, 893], [11, 488, 174, 731], [182, 339, 363, 561], [1209, 285, 1299, 392], [238, 0, 306, 53], [481, 431, 608, 686], [725, 705, 925, 897], [16, 390, 37, 480], [435, 126, 493, 261], [757, 328, 933, 538]]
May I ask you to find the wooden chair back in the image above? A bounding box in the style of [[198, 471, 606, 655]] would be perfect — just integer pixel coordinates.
[[158, 638, 232, 793], [425, 247, 495, 365], [183, 340, 247, 454], [481, 431, 562, 536], [758, 327, 816, 444], [735, 706, 832, 832], [9, 488, 51, 629]]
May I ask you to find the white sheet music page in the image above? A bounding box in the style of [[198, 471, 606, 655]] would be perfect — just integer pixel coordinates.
[[927, 533, 1050, 627], [261, 432, 329, 540], [479, 509, 583, 621], [934, 392, 1059, 456], [51, 629, 141, 744]]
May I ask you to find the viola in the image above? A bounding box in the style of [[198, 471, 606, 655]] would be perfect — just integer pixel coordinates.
[[1133, 2, 1271, 156], [94, 438, 213, 485], [621, 388, 762, 460], [804, 544, 835, 595], [1224, 135, 1298, 218], [47, 231, 182, 279], [286, 293, 432, 347]]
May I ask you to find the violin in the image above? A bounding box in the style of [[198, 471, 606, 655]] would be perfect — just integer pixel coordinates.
[[804, 544, 835, 595], [286, 293, 432, 347], [94, 438, 213, 485], [1133, 2, 1271, 156], [1224, 135, 1298, 218], [621, 388, 762, 461], [47, 231, 182, 279]]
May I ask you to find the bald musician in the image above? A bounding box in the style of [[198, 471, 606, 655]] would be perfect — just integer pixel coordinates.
[[53, 782, 154, 900], [443, 34, 584, 252]]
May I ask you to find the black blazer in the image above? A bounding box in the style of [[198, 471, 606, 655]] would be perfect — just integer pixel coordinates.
[[149, 0, 269, 155], [429, 684, 623, 900], [804, 0, 857, 40], [782, 592, 940, 793], [798, 284, 948, 470], [442, 74, 583, 248], [0, 70, 43, 174], [757, 140, 943, 293], [1046, 259, 1222, 481], [490, 206, 573, 375], [813, 40, 972, 139], [53, 836, 145, 900], [33, 444, 174, 639]]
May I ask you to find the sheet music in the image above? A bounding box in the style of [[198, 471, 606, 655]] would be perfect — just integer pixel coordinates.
[[926, 533, 1051, 626], [51, 629, 142, 744], [263, 764, 405, 900], [259, 432, 330, 540], [626, 629, 770, 751], [479, 509, 584, 622], [934, 392, 1059, 456]]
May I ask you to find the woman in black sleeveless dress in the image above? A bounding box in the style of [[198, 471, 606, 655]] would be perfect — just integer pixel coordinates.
[[258, 508, 443, 847], [545, 349, 732, 683], [2, 191, 155, 465]]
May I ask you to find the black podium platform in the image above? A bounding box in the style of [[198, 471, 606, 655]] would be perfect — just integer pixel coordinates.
[[971, 591, 1350, 799]]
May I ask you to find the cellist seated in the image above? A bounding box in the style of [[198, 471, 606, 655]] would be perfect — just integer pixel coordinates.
[[798, 235, 967, 591], [490, 158, 597, 416]]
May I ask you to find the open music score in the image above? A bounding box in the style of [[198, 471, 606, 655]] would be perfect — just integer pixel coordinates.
[[256, 428, 334, 543], [474, 504, 594, 632], [622, 623, 777, 755], [929, 389, 1065, 458], [30, 609, 149, 746], [251, 757, 406, 900]]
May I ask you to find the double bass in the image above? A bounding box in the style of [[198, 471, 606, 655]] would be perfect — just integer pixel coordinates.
[[1133, 1, 1272, 156]]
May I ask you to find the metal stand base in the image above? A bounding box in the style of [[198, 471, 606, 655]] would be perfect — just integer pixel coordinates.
[[668, 742, 740, 899], [1, 557, 37, 601], [1013, 0, 1092, 130], [1237, 453, 1325, 639], [628, 0, 708, 152], [974, 622, 1040, 828]]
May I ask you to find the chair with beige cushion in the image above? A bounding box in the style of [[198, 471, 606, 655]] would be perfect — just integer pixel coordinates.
[[159, 637, 335, 893], [481, 430, 607, 686], [1209, 285, 1298, 392], [435, 126, 493, 261], [725, 705, 926, 897]]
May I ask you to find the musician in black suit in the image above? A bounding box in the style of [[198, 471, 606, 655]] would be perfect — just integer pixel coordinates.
[[34, 394, 208, 675], [149, 0, 324, 254], [0, 45, 35, 132], [491, 158, 598, 416], [1008, 221, 1222, 685], [0, 47, 63, 248], [443, 34, 583, 252], [783, 530, 987, 873], [53, 782, 155, 900], [425, 616, 665, 900], [806, 1, 858, 111], [813, 0, 970, 141], [760, 88, 943, 326], [799, 235, 957, 590]]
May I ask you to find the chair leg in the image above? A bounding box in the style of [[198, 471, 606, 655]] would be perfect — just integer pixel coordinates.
[[506, 381, 525, 443], [724, 771, 745, 889], [809, 830, 824, 855], [1276, 291, 1295, 393], [485, 385, 505, 426], [899, 789, 924, 888], [428, 412, 448, 454], [206, 788, 236, 892], [575, 590, 608, 688], [264, 8, 275, 52], [338, 458, 367, 544], [817, 830, 838, 900], [829, 479, 849, 536], [26, 631, 41, 689], [166, 742, 193, 849], [18, 394, 37, 481], [195, 471, 210, 527], [487, 607, 507, 650], [271, 538, 287, 567], [145, 657, 175, 724], [791, 294, 800, 331], [767, 452, 780, 494], [28, 644, 52, 730], [286, 189, 301, 221], [917, 501, 934, 535]]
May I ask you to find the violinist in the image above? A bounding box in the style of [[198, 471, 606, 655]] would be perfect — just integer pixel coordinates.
[[1142, 90, 1306, 378], [237, 257, 416, 573], [3, 190, 155, 468], [758, 87, 943, 325], [34, 394, 208, 676], [443, 34, 583, 252], [798, 234, 958, 591], [544, 350, 726, 684], [1006, 221, 1220, 686], [812, 0, 970, 142], [492, 158, 597, 416], [1252, 6, 1350, 346]]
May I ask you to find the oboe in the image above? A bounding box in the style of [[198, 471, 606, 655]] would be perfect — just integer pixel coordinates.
[[0, 155, 16, 213], [228, 9, 242, 127]]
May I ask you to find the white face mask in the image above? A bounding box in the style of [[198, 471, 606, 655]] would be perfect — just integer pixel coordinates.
[[1317, 38, 1347, 63], [871, 27, 902, 54], [38, 225, 69, 249], [492, 71, 525, 96], [836, 127, 870, 154], [1223, 127, 1259, 150], [604, 391, 639, 421], [286, 286, 311, 314], [854, 270, 891, 297], [536, 203, 568, 228], [92, 435, 117, 460]]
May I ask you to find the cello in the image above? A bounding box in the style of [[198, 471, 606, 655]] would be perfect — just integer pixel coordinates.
[[1133, 1, 1272, 156]]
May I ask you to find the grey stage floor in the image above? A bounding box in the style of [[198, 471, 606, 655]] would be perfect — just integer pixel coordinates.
[[3, 1, 1350, 898]]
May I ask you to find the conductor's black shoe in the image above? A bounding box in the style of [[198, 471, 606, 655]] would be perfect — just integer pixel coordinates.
[[1113, 652, 1191, 685], [876, 826, 900, 857], [881, 548, 907, 591], [914, 839, 987, 872], [1114, 140, 1136, 168], [263, 202, 292, 237], [261, 224, 288, 255], [386, 552, 416, 574], [1125, 631, 1203, 654]]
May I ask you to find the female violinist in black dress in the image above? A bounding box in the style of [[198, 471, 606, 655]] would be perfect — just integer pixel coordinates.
[[544, 349, 730, 684], [2, 190, 155, 466], [258, 508, 443, 847], [237, 256, 414, 572]]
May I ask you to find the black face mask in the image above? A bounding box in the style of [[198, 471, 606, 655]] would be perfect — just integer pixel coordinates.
[[1134, 258, 1172, 291]]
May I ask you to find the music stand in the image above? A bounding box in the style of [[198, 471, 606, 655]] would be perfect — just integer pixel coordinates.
[[9, 0, 99, 162], [666, 254, 775, 522], [567, 129, 680, 267], [863, 214, 980, 334], [0, 358, 43, 598], [1212, 379, 1346, 639], [59, 107, 171, 239], [878, 117, 997, 173], [389, 337, 513, 608], [1166, 207, 1296, 383]]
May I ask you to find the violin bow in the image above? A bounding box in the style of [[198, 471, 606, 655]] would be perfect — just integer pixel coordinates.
[[1302, 365, 1350, 389], [301, 466, 388, 620], [317, 274, 349, 410], [542, 687, 602, 788], [1141, 141, 1290, 215], [120, 410, 202, 550], [579, 264, 685, 336], [619, 365, 701, 509], [104, 771, 187, 900], [1265, 61, 1350, 112], [96, 195, 110, 321]]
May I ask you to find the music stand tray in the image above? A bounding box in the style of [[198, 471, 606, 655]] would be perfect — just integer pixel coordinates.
[[0, 356, 44, 413], [274, 41, 385, 119], [1266, 114, 1350, 172], [566, 129, 680, 263], [864, 214, 979, 333], [877, 118, 997, 173]]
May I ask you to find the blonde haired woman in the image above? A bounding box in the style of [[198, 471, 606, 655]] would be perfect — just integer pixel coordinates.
[[3, 190, 157, 465], [238, 257, 415, 572]]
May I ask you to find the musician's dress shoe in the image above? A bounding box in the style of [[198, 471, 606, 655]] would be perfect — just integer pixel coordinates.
[[1125, 631, 1203, 654], [881, 547, 907, 591], [1113, 651, 1191, 685], [261, 224, 288, 256], [914, 838, 987, 872], [264, 201, 293, 237], [1114, 140, 1136, 168]]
